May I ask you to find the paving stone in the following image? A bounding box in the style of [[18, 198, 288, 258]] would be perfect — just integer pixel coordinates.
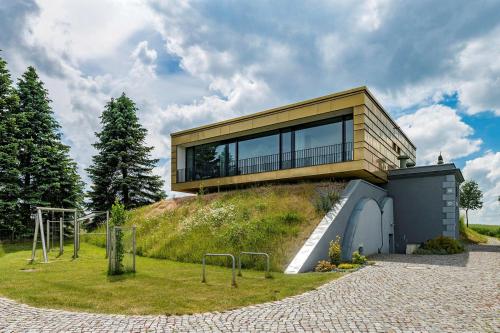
[[0, 245, 498, 332]]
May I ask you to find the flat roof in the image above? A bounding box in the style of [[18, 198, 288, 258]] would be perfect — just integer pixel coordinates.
[[388, 163, 464, 182], [171, 86, 416, 149]]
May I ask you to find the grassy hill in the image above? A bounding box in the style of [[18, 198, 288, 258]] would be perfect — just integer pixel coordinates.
[[86, 182, 344, 271], [459, 217, 488, 244]]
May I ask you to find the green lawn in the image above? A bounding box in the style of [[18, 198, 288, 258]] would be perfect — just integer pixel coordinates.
[[0, 242, 341, 315], [469, 224, 500, 239]]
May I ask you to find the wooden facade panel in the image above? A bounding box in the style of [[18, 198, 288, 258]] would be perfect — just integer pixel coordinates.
[[219, 125, 230, 136], [316, 101, 333, 114], [170, 87, 416, 192], [353, 114, 364, 125], [197, 127, 221, 140], [287, 104, 317, 121], [171, 160, 370, 192], [331, 93, 365, 111], [353, 105, 365, 116], [252, 114, 280, 128], [229, 120, 253, 133]]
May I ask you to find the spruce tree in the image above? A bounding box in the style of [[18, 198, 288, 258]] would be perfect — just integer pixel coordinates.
[[87, 94, 166, 211], [0, 55, 22, 234], [15, 67, 83, 227]]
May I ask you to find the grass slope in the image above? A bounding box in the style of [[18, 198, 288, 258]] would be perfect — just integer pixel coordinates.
[[469, 224, 500, 239], [459, 217, 487, 244], [87, 182, 343, 271], [0, 242, 341, 315]]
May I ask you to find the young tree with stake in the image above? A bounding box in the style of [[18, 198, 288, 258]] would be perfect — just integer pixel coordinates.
[[459, 180, 483, 227]]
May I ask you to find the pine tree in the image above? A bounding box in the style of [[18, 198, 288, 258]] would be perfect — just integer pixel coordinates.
[[87, 94, 166, 211], [15, 67, 84, 227], [0, 55, 22, 234]]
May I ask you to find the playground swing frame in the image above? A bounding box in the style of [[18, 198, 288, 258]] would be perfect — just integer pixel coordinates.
[[30, 207, 110, 264]]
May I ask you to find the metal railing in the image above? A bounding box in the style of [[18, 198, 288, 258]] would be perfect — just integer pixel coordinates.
[[177, 142, 353, 183], [238, 252, 271, 278], [202, 253, 237, 287]]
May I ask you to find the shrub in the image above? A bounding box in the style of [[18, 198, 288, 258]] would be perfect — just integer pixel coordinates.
[[415, 236, 465, 255], [337, 263, 359, 270], [315, 260, 336, 272], [314, 188, 340, 214], [351, 251, 367, 265], [108, 200, 127, 275], [328, 235, 342, 265], [279, 212, 302, 224]]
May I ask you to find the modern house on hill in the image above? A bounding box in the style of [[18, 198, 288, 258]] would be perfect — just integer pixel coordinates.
[[171, 86, 416, 193], [170, 87, 464, 271]]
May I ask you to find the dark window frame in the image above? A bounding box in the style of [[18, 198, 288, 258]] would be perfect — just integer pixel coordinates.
[[183, 114, 354, 182]]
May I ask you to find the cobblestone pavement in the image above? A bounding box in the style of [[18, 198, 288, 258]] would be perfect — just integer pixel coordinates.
[[0, 245, 498, 332]]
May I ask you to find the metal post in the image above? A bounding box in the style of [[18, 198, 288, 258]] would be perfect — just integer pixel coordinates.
[[77, 216, 80, 251], [31, 213, 40, 262], [202, 253, 236, 287], [59, 217, 63, 255], [202, 256, 206, 283], [39, 210, 48, 263], [238, 252, 271, 278], [73, 213, 77, 259], [46, 219, 50, 252], [132, 226, 136, 272], [231, 255, 236, 287], [105, 211, 110, 259]]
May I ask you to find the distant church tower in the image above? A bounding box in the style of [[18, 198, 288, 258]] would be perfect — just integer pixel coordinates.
[[437, 152, 444, 165]]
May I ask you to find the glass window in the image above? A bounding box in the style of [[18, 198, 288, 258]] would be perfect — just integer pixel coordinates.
[[194, 142, 226, 180], [294, 121, 343, 167], [186, 147, 194, 181], [281, 130, 292, 169], [344, 117, 353, 161], [227, 142, 236, 176], [238, 134, 279, 174], [295, 121, 342, 150]]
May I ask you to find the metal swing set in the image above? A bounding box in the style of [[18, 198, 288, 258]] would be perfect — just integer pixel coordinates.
[[30, 207, 110, 264]]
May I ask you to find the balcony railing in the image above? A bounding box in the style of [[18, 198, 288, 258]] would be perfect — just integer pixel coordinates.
[[177, 142, 353, 183]]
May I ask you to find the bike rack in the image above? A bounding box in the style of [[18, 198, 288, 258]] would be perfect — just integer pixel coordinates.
[[202, 253, 237, 287], [238, 252, 271, 278]]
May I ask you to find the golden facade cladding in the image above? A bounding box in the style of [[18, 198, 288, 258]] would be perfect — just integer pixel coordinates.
[[170, 86, 416, 193]]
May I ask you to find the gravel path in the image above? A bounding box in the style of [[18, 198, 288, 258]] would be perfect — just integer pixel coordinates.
[[0, 245, 498, 332]]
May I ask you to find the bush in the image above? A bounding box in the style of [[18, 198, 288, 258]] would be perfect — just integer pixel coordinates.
[[351, 251, 367, 265], [108, 200, 127, 275], [314, 188, 340, 214], [337, 263, 359, 270], [415, 236, 465, 255], [279, 212, 302, 224], [315, 260, 336, 272], [328, 235, 342, 265]]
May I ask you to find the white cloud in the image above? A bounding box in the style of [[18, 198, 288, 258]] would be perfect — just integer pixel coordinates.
[[28, 0, 155, 62], [462, 152, 500, 225], [2, 0, 500, 195], [456, 27, 500, 116], [397, 105, 482, 165], [130, 41, 158, 78]]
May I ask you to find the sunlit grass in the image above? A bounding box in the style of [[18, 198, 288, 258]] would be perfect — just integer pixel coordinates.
[[86, 182, 344, 271], [0, 242, 341, 315], [459, 216, 488, 244], [469, 224, 500, 239]]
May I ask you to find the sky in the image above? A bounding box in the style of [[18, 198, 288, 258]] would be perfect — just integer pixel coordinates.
[[0, 0, 499, 225]]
